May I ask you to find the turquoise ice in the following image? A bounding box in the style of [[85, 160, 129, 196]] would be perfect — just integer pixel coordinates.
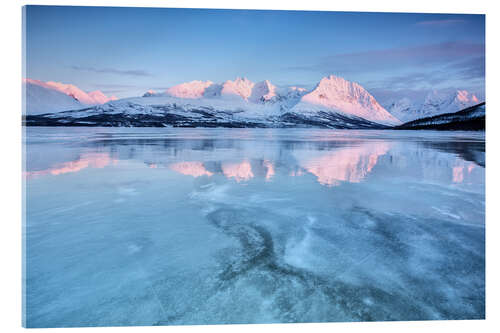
[[23, 128, 485, 327]]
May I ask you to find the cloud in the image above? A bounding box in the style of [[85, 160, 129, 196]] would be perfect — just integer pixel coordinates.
[[92, 83, 139, 88], [71, 66, 153, 77], [287, 42, 485, 75], [366, 71, 449, 90], [416, 19, 467, 27], [99, 89, 128, 94], [286, 41, 485, 97], [368, 87, 431, 106], [88, 83, 149, 95], [447, 56, 485, 80], [365, 53, 485, 92]]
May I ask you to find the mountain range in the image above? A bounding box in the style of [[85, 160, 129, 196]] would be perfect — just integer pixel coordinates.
[[24, 79, 117, 115], [385, 90, 480, 122], [22, 75, 484, 129]]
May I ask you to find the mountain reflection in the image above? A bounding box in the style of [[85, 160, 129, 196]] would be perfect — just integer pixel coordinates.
[[263, 160, 275, 181], [24, 129, 484, 188], [221, 161, 254, 182], [164, 142, 390, 186], [170, 161, 213, 178], [298, 142, 390, 186], [452, 162, 477, 184], [24, 153, 117, 178]]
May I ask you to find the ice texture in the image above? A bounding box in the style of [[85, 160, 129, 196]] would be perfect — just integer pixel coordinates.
[[23, 128, 485, 327]]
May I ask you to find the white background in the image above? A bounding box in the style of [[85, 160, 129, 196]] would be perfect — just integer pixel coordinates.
[[1, 0, 498, 332]]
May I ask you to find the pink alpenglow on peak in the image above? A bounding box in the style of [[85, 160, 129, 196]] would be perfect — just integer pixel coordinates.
[[24, 79, 84, 115], [24, 78, 116, 106], [294, 75, 401, 125], [167, 80, 214, 99], [221, 77, 255, 100], [88, 90, 117, 104], [44, 81, 97, 105], [455, 90, 479, 105]]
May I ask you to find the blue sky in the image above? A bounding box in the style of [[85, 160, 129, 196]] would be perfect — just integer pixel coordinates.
[[24, 6, 485, 103]]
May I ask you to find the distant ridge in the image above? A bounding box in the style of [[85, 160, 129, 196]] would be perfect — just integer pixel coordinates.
[[395, 102, 485, 131], [386, 90, 482, 122]]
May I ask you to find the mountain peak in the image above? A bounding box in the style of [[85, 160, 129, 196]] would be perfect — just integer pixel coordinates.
[[296, 74, 400, 125], [455, 90, 479, 104], [24, 78, 115, 107], [88, 90, 117, 104], [166, 80, 214, 99], [234, 76, 251, 83], [221, 77, 255, 100], [387, 89, 482, 122], [143, 89, 156, 97], [249, 80, 277, 103]]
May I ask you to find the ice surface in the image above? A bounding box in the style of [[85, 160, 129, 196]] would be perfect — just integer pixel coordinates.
[[23, 128, 485, 327]]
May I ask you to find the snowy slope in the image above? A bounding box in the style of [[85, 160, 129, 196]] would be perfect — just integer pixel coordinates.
[[88, 90, 117, 104], [387, 90, 481, 122], [24, 80, 84, 115], [43, 80, 116, 105], [89, 94, 282, 119], [384, 98, 415, 123], [291, 75, 401, 125], [24, 78, 117, 114]]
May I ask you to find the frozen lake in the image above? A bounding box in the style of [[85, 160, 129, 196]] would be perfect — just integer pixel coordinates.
[[23, 127, 485, 327]]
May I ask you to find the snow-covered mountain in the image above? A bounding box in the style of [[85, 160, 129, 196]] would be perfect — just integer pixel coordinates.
[[87, 90, 116, 105], [396, 102, 485, 130], [220, 77, 255, 100], [24, 79, 84, 115], [24, 74, 421, 127], [166, 80, 214, 99], [23, 79, 117, 115], [387, 90, 481, 122], [249, 80, 277, 103], [137, 75, 400, 125], [422, 90, 479, 115], [292, 75, 400, 125]]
